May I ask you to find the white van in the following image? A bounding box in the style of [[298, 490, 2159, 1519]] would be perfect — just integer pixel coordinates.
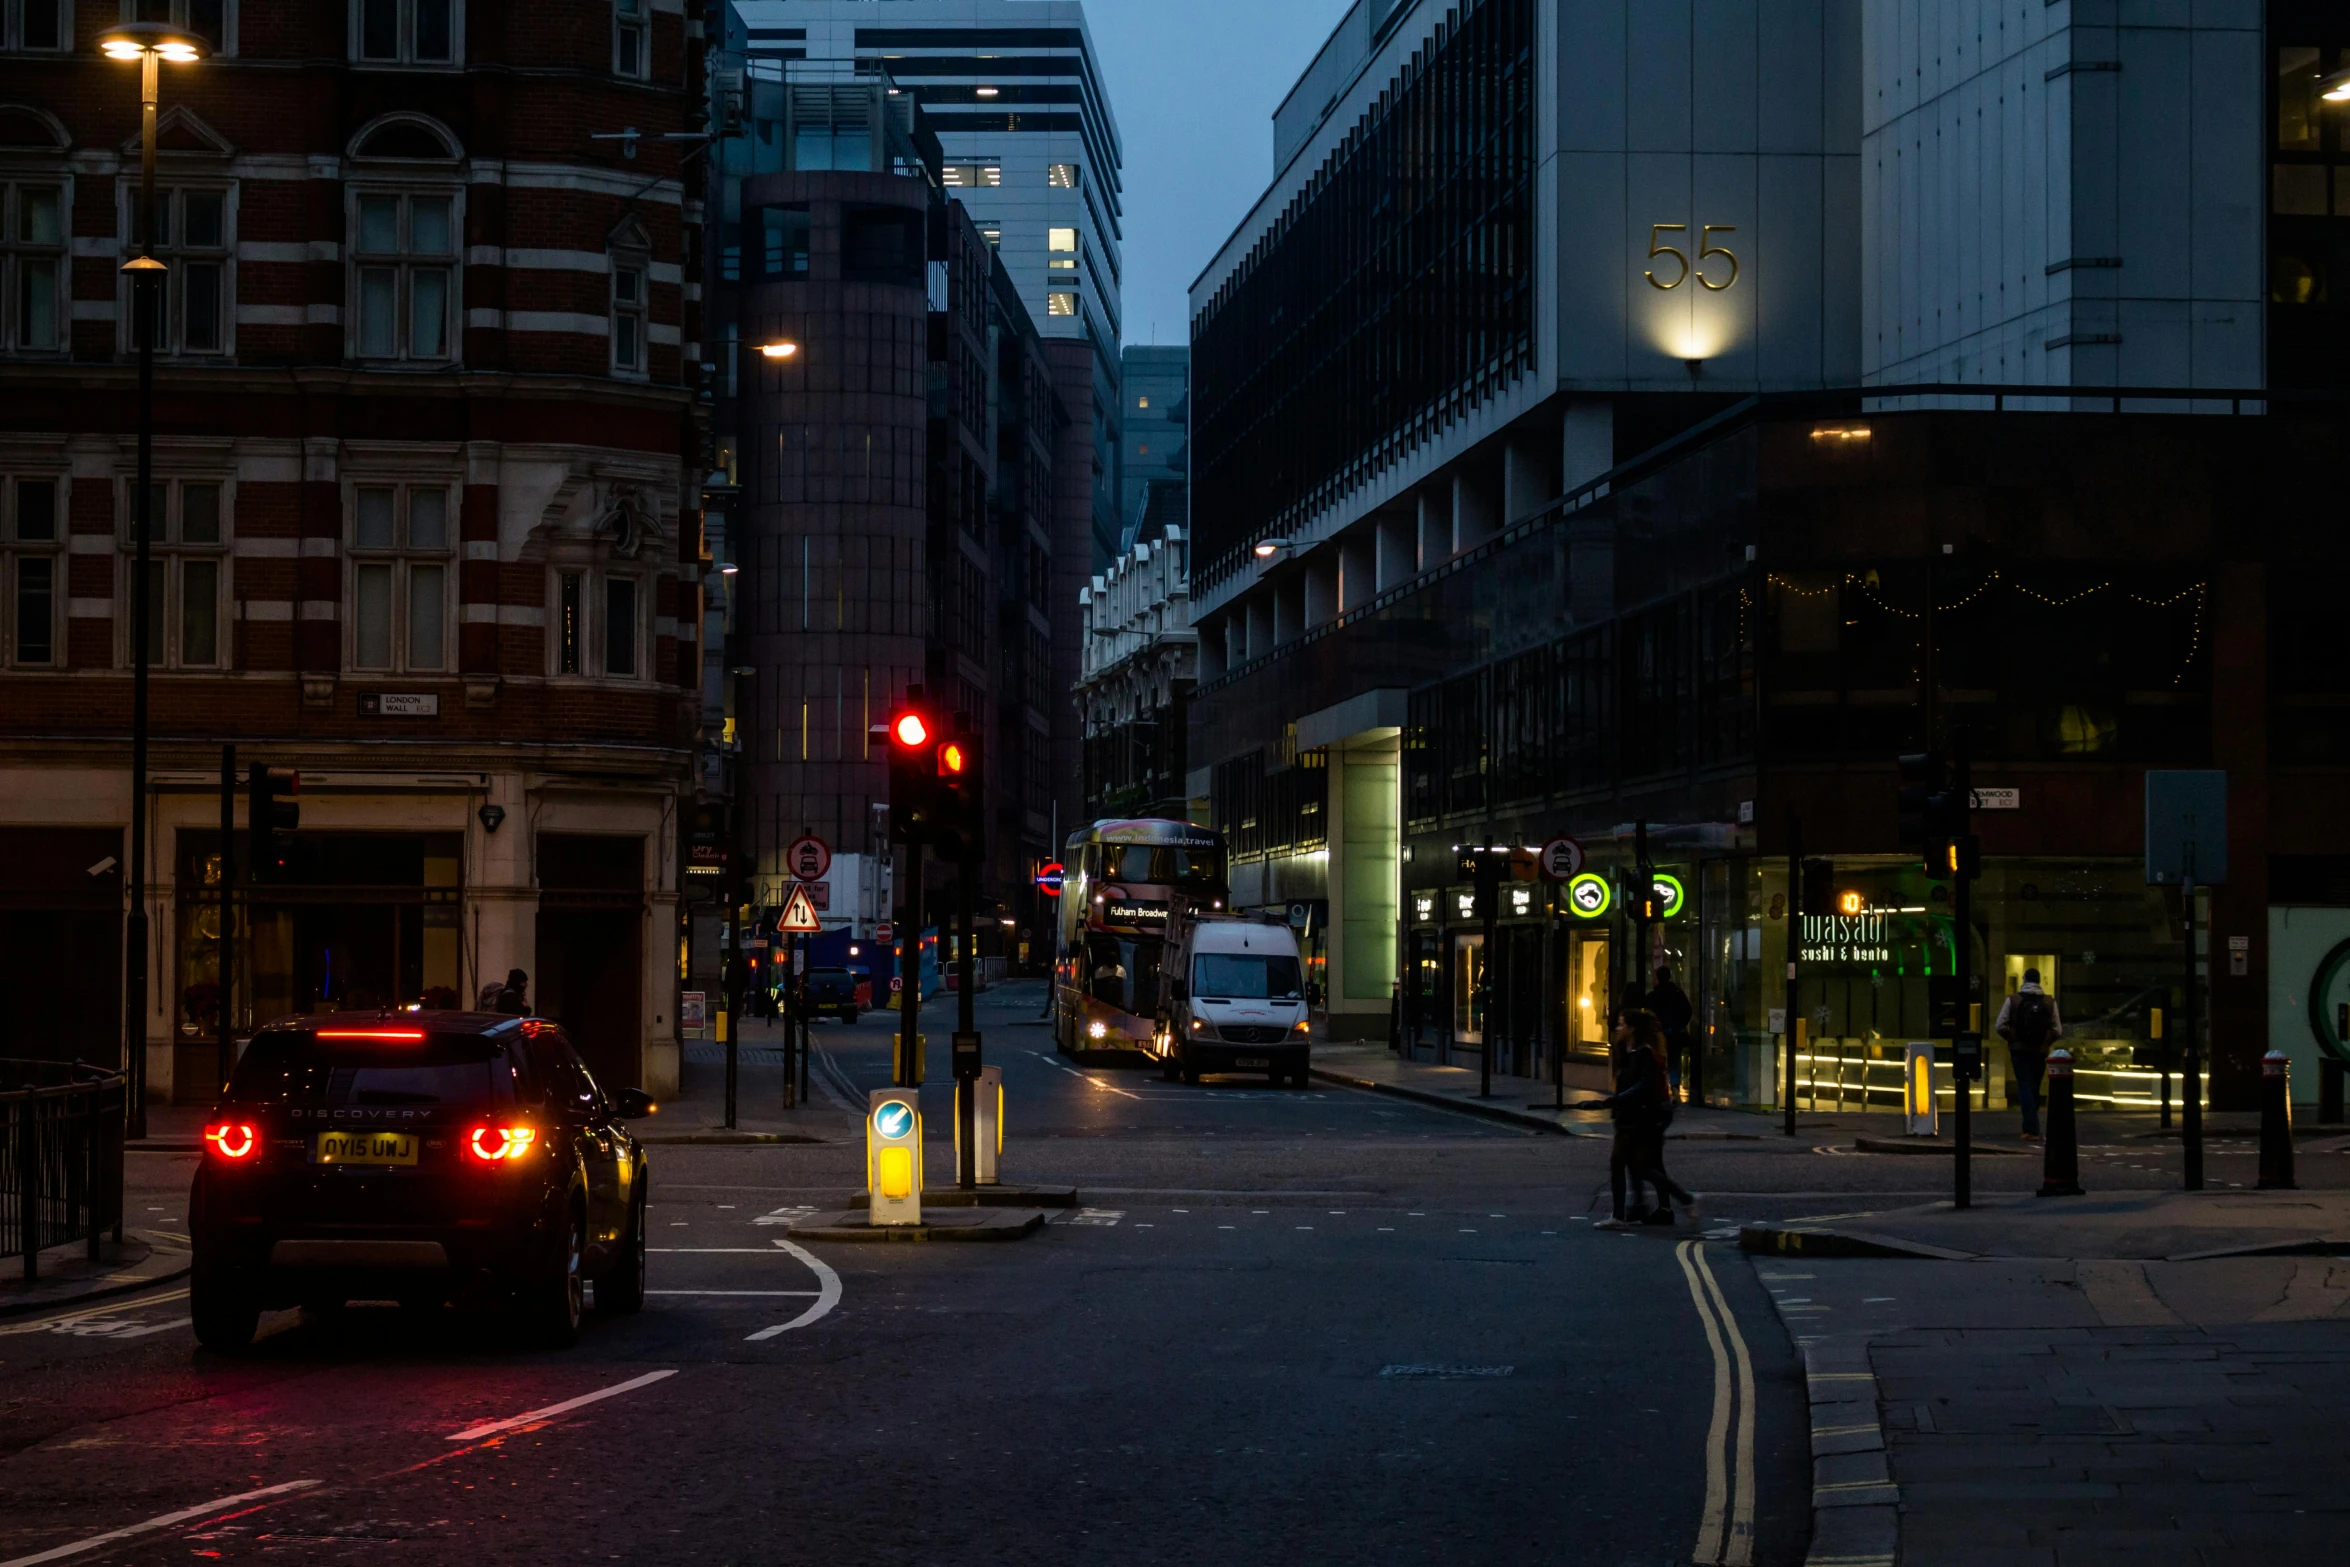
[[1158, 916, 1311, 1087]]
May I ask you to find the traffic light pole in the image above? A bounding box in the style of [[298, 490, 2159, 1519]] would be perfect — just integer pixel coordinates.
[[1784, 811, 1801, 1138], [1633, 819, 1653, 1018], [217, 744, 235, 1095], [897, 841, 923, 1088], [956, 851, 979, 1188], [2182, 854, 2203, 1191], [723, 838, 740, 1131], [1477, 848, 1497, 1099], [1953, 731, 1973, 1211]]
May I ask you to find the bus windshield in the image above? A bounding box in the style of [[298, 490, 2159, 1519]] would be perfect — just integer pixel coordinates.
[[1192, 953, 1303, 1001], [1101, 843, 1223, 894]]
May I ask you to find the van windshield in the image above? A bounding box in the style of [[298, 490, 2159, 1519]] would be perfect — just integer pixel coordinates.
[[1192, 953, 1303, 1001]]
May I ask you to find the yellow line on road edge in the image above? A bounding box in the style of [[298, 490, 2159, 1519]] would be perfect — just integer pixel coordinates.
[[1694, 1241, 1758, 1565], [1676, 1239, 1734, 1565], [0, 1288, 189, 1337]]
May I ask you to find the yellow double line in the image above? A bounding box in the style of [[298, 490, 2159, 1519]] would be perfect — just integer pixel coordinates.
[[1678, 1238, 1755, 1566]]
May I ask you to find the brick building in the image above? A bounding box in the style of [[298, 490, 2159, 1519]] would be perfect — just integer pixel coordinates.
[[0, 1, 705, 1101]]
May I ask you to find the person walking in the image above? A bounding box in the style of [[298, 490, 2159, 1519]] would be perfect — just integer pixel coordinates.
[[494, 968, 530, 1016], [1648, 964, 1695, 1099], [1592, 1011, 1660, 1229], [1590, 1009, 1699, 1229], [1624, 1007, 1699, 1226], [1995, 968, 2063, 1143]]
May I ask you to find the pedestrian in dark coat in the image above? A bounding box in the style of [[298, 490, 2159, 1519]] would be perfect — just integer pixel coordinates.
[[1648, 964, 1696, 1097], [1594, 1008, 1699, 1228], [494, 968, 530, 1016]]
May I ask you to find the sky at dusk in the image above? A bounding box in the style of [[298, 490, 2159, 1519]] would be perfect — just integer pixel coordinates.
[[1082, 0, 1357, 347]]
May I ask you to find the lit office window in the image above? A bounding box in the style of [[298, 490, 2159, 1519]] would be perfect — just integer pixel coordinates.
[[1047, 163, 1077, 188], [1048, 225, 1077, 272], [941, 164, 1002, 188], [1047, 291, 1076, 317]]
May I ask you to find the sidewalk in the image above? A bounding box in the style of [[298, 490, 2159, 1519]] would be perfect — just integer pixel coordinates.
[[1308, 1041, 1842, 1139], [1758, 1194, 2350, 1567], [0, 1232, 189, 1320]]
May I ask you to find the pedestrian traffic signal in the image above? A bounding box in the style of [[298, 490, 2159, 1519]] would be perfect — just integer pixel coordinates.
[[884, 687, 942, 844], [246, 765, 298, 882], [1800, 858, 1836, 916], [1897, 750, 1966, 873]]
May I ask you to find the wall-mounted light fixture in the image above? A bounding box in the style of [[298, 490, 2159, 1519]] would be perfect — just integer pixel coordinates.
[[1253, 537, 1292, 561], [478, 803, 506, 833], [758, 341, 799, 359]]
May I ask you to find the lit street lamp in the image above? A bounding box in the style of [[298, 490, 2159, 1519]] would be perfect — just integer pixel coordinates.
[[99, 21, 207, 1137]]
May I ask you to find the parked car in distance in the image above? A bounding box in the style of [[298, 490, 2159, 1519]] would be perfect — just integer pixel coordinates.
[[805, 968, 861, 1022]]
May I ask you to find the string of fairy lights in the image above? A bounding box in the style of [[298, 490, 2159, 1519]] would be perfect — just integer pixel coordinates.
[[1768, 569, 2208, 687]]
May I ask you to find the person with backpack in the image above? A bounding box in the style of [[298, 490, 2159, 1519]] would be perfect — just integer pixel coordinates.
[[1995, 968, 2064, 1142]]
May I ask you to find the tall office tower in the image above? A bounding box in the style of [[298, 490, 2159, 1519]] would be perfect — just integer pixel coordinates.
[[724, 0, 1123, 862], [1117, 345, 1187, 553], [730, 0, 1124, 562]]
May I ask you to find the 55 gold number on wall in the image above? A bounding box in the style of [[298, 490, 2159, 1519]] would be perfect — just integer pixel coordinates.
[[1645, 223, 1738, 291]]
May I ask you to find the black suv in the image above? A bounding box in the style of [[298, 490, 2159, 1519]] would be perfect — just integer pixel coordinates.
[[188, 1011, 654, 1351]]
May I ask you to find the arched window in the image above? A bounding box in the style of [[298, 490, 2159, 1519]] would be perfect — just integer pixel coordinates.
[[347, 115, 464, 366]]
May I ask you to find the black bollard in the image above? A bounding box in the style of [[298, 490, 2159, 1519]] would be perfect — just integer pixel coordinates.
[[2036, 1047, 2083, 1197], [2257, 1048, 2297, 1190]]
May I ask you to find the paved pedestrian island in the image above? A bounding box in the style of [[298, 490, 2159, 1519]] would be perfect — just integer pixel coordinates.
[[783, 1207, 1049, 1242]]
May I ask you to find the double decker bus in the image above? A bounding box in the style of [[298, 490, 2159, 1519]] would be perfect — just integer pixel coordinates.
[[1054, 818, 1228, 1055]]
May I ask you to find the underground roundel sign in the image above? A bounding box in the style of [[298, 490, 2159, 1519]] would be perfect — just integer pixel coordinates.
[[873, 1100, 915, 1140], [1035, 861, 1065, 897], [1566, 872, 1613, 919]]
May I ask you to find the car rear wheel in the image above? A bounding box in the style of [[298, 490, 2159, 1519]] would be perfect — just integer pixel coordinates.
[[599, 1180, 648, 1315], [190, 1264, 261, 1353], [527, 1203, 586, 1347]]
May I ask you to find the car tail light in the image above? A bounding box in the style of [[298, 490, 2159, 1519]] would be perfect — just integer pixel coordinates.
[[314, 1028, 426, 1041], [468, 1124, 537, 1163], [203, 1122, 259, 1161]]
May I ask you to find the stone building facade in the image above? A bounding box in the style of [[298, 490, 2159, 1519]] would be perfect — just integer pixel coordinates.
[[0, 0, 704, 1100]]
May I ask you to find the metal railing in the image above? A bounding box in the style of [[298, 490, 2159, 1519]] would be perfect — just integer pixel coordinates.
[[1, 1060, 127, 1280]]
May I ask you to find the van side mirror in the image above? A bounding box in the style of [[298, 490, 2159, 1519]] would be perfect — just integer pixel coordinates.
[[613, 1087, 656, 1120]]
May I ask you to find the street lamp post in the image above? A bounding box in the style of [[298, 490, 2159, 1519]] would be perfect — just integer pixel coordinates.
[[100, 24, 206, 1138]]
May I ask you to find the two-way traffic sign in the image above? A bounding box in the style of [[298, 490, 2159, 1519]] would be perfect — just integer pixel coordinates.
[[778, 883, 822, 933]]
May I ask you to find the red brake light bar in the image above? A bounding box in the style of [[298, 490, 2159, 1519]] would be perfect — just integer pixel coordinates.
[[314, 1029, 427, 1041], [203, 1122, 258, 1160]]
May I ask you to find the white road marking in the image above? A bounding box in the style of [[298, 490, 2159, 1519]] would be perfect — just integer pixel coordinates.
[[751, 1206, 818, 1226], [0, 1479, 322, 1567], [445, 1369, 679, 1442], [744, 1240, 842, 1341], [1064, 1209, 1124, 1227]]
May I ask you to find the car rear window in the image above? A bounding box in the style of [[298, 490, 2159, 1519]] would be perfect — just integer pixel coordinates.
[[1192, 953, 1303, 1000], [226, 1032, 514, 1109]]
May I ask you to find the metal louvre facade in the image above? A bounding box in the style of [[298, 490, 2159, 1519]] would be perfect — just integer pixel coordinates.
[[1190, 0, 1535, 579]]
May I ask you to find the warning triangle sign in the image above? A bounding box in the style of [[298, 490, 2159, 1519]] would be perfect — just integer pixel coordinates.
[[778, 883, 822, 933]]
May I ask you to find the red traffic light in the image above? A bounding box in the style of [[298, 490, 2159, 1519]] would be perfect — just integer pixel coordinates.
[[891, 711, 930, 748], [938, 740, 969, 776]]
